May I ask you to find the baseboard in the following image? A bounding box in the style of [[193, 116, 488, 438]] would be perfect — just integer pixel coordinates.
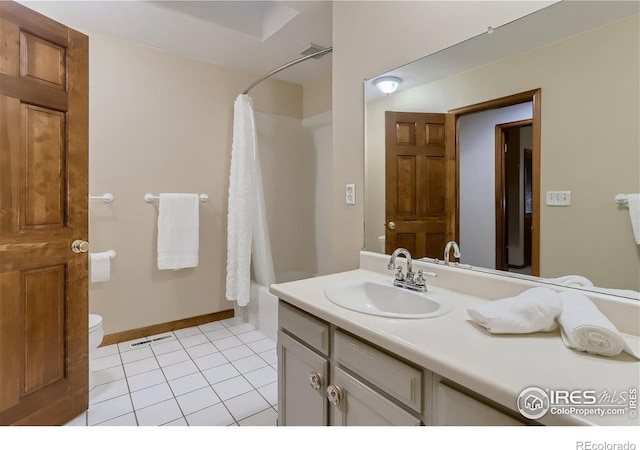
[[101, 309, 235, 347]]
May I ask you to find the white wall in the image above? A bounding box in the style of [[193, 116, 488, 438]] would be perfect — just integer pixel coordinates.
[[458, 103, 532, 268]]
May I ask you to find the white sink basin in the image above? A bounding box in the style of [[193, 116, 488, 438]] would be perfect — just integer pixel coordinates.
[[324, 278, 453, 319]]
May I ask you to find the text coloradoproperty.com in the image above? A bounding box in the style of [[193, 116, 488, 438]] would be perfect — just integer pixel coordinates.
[[551, 406, 628, 416]]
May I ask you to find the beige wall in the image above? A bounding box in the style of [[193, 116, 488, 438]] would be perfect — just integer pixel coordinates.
[[88, 32, 303, 334], [331, 1, 553, 273], [302, 73, 333, 276], [303, 73, 332, 119], [364, 15, 640, 291]]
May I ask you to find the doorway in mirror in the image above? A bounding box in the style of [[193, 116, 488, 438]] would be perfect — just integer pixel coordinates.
[[497, 121, 533, 275], [452, 89, 541, 277]]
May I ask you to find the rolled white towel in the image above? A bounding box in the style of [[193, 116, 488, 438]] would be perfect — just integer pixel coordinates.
[[558, 291, 639, 359], [543, 275, 593, 288], [467, 287, 563, 334]]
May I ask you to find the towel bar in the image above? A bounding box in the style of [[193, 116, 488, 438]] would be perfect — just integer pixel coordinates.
[[89, 193, 114, 203], [91, 250, 116, 259], [615, 194, 628, 205], [144, 193, 208, 203]]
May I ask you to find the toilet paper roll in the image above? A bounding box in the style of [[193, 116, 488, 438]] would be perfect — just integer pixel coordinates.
[[90, 252, 111, 283]]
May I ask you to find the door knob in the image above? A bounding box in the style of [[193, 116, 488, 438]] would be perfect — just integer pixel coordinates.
[[71, 240, 89, 253], [309, 371, 323, 392], [326, 384, 343, 406], [388, 222, 396, 230]]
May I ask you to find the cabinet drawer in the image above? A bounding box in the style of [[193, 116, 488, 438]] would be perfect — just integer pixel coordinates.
[[334, 330, 422, 413], [279, 301, 329, 356]]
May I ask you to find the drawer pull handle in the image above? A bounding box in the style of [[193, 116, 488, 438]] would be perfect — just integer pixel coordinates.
[[326, 384, 343, 406], [309, 371, 323, 391]]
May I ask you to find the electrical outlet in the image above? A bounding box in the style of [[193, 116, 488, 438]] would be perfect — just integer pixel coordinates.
[[546, 190, 571, 206], [346, 184, 356, 205]]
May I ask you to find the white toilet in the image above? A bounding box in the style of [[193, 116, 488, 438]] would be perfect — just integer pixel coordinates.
[[88, 314, 104, 390]]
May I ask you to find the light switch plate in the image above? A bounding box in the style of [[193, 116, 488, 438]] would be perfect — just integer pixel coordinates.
[[346, 184, 356, 205], [546, 190, 571, 206]]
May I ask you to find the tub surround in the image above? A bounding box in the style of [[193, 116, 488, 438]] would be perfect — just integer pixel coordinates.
[[270, 251, 640, 426]]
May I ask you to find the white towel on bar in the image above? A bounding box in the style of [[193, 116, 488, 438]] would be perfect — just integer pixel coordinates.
[[157, 193, 199, 270], [558, 291, 639, 359], [622, 193, 640, 244], [467, 287, 563, 334]]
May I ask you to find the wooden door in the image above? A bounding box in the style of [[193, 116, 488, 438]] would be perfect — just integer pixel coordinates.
[[385, 112, 455, 259], [0, 1, 89, 425]]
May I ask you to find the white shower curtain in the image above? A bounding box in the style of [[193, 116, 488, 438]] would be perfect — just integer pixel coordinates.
[[226, 94, 275, 306]]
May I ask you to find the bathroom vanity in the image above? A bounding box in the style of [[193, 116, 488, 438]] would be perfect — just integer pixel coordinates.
[[270, 252, 640, 426]]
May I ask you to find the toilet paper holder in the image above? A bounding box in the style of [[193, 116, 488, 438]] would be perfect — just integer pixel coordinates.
[[615, 194, 629, 206], [89, 193, 114, 203]]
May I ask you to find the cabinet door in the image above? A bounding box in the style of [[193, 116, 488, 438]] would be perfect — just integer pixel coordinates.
[[434, 382, 525, 426], [277, 331, 329, 426], [329, 367, 421, 426]]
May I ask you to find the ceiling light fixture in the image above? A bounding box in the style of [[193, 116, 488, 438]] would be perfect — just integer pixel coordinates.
[[374, 76, 402, 95]]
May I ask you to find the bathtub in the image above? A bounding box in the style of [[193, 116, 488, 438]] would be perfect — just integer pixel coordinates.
[[240, 272, 316, 341]]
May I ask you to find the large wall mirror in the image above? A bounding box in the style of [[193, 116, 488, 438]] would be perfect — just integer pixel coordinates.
[[364, 1, 639, 299]]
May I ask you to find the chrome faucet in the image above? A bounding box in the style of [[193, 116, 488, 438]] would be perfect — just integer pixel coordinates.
[[443, 241, 461, 266], [387, 247, 412, 275], [387, 248, 429, 292]]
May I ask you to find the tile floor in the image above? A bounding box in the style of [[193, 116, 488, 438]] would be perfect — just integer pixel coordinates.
[[65, 317, 278, 426]]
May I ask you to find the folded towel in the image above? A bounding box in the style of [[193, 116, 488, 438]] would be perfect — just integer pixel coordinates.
[[90, 252, 111, 283], [157, 193, 199, 270], [623, 193, 640, 244], [558, 291, 639, 359], [543, 275, 593, 288], [467, 287, 563, 334]]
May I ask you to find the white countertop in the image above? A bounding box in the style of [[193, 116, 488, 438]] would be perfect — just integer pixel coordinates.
[[270, 261, 640, 426]]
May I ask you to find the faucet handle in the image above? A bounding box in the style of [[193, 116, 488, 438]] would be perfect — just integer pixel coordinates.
[[394, 266, 405, 281], [415, 270, 425, 286]]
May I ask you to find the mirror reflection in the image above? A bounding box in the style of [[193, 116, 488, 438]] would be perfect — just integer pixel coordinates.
[[364, 1, 639, 299]]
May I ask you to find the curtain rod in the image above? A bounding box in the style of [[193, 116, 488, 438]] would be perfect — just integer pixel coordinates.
[[243, 47, 333, 95]]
